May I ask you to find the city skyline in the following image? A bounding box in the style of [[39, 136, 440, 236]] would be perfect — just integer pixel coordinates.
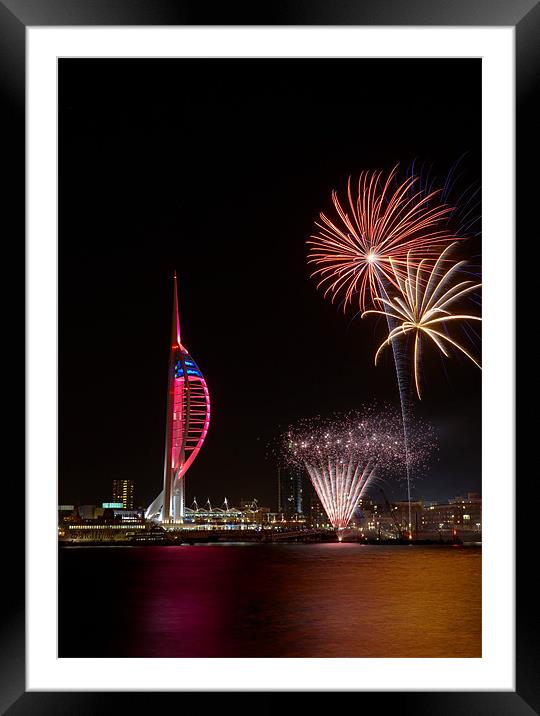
[[59, 474, 482, 545], [65, 472, 482, 518]]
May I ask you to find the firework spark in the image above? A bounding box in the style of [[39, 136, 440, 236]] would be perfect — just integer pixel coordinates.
[[362, 244, 481, 399], [307, 165, 460, 313], [283, 407, 434, 532]]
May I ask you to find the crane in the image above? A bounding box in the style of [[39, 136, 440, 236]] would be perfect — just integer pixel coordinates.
[[379, 488, 408, 540]]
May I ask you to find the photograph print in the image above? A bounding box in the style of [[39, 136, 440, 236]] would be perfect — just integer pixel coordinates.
[[58, 58, 482, 659]]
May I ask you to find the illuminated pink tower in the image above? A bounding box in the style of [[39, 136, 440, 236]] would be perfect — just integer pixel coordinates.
[[146, 273, 211, 523]]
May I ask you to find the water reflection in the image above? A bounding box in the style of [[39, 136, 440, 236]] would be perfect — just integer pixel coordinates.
[[59, 544, 481, 658]]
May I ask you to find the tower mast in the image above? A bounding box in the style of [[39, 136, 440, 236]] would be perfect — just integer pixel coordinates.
[[161, 272, 182, 521], [145, 273, 211, 524]]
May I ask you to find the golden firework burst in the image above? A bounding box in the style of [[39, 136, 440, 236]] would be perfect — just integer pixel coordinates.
[[362, 243, 481, 399]]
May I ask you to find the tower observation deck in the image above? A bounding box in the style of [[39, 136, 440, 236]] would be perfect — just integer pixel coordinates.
[[145, 274, 211, 523]]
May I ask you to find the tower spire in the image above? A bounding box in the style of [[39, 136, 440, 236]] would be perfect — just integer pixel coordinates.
[[145, 273, 211, 524], [173, 271, 181, 346]]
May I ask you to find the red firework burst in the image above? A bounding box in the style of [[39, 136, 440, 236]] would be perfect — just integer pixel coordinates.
[[307, 165, 461, 312]]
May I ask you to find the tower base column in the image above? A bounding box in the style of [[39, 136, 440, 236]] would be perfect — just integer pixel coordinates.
[[172, 481, 185, 523]]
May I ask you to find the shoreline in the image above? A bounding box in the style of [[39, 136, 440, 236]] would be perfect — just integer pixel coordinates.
[[59, 538, 482, 548]]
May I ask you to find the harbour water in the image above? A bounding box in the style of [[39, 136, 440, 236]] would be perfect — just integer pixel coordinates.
[[59, 543, 481, 658]]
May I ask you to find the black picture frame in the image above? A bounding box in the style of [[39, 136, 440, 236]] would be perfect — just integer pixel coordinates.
[[3, 0, 532, 712]]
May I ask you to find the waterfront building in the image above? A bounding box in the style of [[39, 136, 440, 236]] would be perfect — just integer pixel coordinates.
[[181, 498, 272, 527], [146, 273, 211, 523], [112, 479, 134, 510], [78, 504, 97, 520], [58, 505, 80, 529], [61, 520, 147, 542], [308, 492, 330, 529], [277, 468, 304, 515], [112, 509, 145, 522], [422, 493, 482, 535]]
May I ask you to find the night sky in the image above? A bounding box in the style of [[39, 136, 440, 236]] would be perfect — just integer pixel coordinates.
[[59, 59, 481, 510]]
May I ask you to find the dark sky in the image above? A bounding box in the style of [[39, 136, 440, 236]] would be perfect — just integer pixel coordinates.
[[59, 58, 481, 510]]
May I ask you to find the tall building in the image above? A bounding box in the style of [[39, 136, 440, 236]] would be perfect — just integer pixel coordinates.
[[112, 479, 134, 510], [146, 273, 211, 523], [277, 468, 303, 515]]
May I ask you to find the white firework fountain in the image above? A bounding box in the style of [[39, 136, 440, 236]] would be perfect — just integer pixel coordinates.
[[283, 406, 433, 539]]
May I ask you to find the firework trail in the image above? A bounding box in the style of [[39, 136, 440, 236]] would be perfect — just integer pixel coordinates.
[[362, 244, 482, 400], [283, 407, 434, 534], [307, 165, 463, 529]]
